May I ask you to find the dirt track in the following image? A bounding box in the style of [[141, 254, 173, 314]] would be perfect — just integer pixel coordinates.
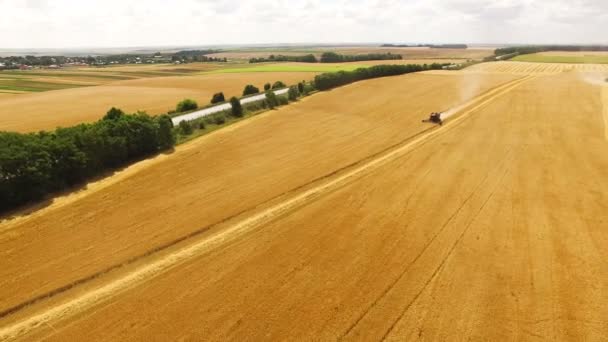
[[2, 67, 608, 340]]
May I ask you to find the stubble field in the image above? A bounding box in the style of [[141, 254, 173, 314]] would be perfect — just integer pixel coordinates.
[[1, 61, 607, 341]]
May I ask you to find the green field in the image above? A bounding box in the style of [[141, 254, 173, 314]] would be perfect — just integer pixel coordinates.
[[209, 63, 368, 74], [0, 67, 212, 94], [0, 78, 89, 92], [513, 54, 608, 64], [0, 61, 372, 94]]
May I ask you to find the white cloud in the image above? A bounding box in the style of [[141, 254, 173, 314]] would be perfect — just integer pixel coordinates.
[[0, 0, 606, 48]]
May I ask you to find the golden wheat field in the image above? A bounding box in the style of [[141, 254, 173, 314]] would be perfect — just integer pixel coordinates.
[[0, 71, 318, 132], [466, 60, 608, 74], [1, 60, 608, 340]]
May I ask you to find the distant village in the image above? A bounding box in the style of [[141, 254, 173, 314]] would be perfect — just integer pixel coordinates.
[[0, 50, 226, 70]]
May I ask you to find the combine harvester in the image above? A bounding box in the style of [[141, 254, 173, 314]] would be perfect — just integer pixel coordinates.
[[422, 112, 443, 125]]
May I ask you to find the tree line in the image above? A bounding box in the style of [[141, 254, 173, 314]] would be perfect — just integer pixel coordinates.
[[0, 109, 175, 213], [381, 44, 468, 49], [174, 80, 311, 141], [313, 63, 447, 90], [0, 49, 226, 69], [249, 54, 318, 63], [249, 52, 403, 64], [319, 52, 402, 63]]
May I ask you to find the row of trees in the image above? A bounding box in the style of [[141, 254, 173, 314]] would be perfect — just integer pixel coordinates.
[[171, 79, 292, 116], [243, 81, 287, 96], [0, 109, 175, 212], [171, 81, 292, 115], [248, 52, 403, 64], [313, 63, 446, 90], [249, 54, 317, 63], [0, 50, 226, 69], [266, 81, 286, 90], [172, 55, 227, 63], [381, 44, 468, 49], [177, 80, 310, 139], [319, 52, 402, 63]]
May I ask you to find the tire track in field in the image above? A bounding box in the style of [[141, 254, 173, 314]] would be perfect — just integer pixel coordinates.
[[0, 117, 443, 323], [379, 153, 514, 341], [0, 76, 533, 341], [339, 147, 515, 340], [602, 86, 608, 140]]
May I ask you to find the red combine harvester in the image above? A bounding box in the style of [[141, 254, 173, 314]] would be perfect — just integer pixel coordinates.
[[422, 112, 443, 125]]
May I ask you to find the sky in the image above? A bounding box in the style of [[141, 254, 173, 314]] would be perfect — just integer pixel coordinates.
[[0, 0, 607, 49]]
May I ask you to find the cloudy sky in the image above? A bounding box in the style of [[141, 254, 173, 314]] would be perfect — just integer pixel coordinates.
[[1, 0, 606, 48]]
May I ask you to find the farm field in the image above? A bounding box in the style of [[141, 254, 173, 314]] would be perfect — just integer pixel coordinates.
[[1, 54, 608, 340], [2, 62, 608, 340], [0, 52, 472, 96], [513, 51, 608, 64], [2, 0, 607, 339], [0, 58, 468, 132], [0, 71, 522, 340], [0, 71, 318, 132], [466, 60, 608, 74], [209, 59, 468, 74], [72, 62, 224, 74], [29, 73, 608, 341], [0, 62, 239, 94], [207, 47, 493, 61]]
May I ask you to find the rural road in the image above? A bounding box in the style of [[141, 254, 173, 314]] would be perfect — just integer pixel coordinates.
[[171, 88, 289, 125]]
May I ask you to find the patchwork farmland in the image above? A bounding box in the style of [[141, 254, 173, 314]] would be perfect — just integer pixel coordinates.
[[0, 48, 482, 132], [1, 52, 608, 341]]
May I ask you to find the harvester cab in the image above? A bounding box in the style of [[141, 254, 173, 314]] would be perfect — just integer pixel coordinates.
[[422, 112, 443, 125]]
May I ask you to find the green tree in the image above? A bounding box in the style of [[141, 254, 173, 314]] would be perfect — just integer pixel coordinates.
[[288, 85, 300, 101], [320, 52, 343, 63], [242, 84, 260, 96], [297, 82, 305, 94], [298, 54, 317, 63], [272, 81, 286, 89], [230, 97, 243, 117], [176, 99, 198, 112], [0, 111, 183, 213], [178, 120, 193, 135], [264, 83, 271, 91], [265, 90, 279, 109], [156, 115, 176, 149], [103, 107, 125, 120], [210, 92, 225, 104]]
